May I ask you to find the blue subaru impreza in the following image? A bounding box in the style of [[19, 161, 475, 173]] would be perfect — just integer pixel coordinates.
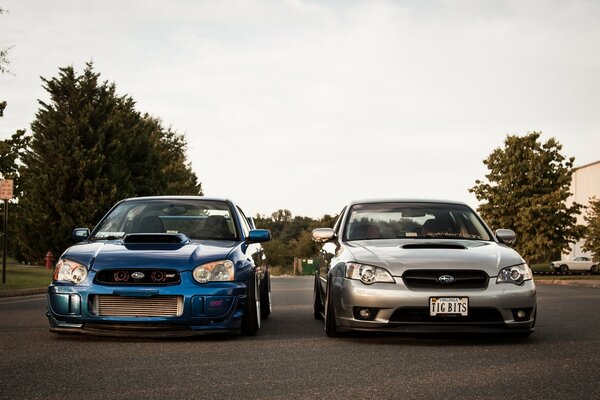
[[47, 196, 271, 337]]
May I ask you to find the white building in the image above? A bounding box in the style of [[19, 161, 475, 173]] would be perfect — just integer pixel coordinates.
[[565, 160, 600, 260]]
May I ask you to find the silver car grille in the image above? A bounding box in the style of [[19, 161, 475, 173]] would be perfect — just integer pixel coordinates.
[[92, 295, 183, 317], [402, 269, 489, 289]]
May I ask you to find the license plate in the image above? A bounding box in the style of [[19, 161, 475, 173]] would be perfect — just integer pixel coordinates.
[[429, 297, 469, 316]]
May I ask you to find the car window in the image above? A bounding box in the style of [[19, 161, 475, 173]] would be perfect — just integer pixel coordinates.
[[343, 202, 492, 241], [92, 199, 239, 240]]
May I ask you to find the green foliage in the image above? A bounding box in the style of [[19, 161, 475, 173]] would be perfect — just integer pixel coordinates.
[[0, 7, 11, 75], [470, 132, 583, 263], [583, 197, 600, 262], [255, 210, 337, 272], [14, 63, 201, 262], [0, 129, 30, 192]]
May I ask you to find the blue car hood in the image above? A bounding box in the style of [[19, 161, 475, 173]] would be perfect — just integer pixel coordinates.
[[61, 240, 236, 271]]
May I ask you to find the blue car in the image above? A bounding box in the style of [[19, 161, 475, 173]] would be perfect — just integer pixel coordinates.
[[47, 196, 272, 337]]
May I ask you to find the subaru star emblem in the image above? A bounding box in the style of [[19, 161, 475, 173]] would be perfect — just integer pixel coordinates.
[[131, 272, 145, 280], [438, 275, 455, 284]]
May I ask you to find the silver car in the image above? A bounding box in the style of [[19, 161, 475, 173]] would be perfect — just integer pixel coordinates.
[[312, 200, 536, 337]]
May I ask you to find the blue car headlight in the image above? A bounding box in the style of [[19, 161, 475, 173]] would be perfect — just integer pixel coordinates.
[[53, 259, 88, 284], [193, 260, 234, 283], [346, 262, 395, 284], [496, 263, 532, 285]]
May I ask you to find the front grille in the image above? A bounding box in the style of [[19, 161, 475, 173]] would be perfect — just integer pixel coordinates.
[[402, 269, 489, 289], [95, 269, 180, 285], [92, 295, 183, 317], [390, 307, 503, 323]]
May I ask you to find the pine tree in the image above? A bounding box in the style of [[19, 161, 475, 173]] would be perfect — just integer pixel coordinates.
[[15, 63, 201, 262], [470, 132, 583, 264], [583, 197, 600, 263]]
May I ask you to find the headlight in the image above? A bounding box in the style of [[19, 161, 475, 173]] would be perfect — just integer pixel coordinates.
[[53, 259, 88, 284], [496, 263, 532, 285], [193, 260, 234, 283], [346, 262, 395, 284]]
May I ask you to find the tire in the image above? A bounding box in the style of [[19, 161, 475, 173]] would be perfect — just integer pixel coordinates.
[[260, 270, 271, 319], [313, 275, 323, 320], [559, 264, 569, 274], [242, 273, 261, 336], [324, 280, 338, 337], [591, 265, 599, 274]]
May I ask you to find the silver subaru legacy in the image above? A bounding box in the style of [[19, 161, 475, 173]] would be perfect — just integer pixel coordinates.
[[312, 200, 536, 337]]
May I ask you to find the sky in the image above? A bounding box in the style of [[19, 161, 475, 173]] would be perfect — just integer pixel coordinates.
[[1, 0, 599, 218]]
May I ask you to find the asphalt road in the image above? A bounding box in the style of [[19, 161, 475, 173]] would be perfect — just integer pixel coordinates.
[[1, 277, 599, 400]]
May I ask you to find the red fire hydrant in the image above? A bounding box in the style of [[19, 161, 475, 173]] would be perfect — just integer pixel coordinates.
[[45, 251, 55, 270]]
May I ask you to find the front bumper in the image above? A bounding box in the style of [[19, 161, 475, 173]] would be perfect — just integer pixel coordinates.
[[330, 277, 537, 334], [47, 280, 249, 337]]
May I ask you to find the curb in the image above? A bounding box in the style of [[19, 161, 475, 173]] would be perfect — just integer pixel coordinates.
[[534, 279, 600, 288]]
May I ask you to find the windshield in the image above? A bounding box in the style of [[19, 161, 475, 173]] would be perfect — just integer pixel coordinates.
[[91, 199, 238, 241], [343, 202, 492, 241]]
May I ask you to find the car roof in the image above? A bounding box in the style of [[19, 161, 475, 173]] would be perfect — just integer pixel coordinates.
[[346, 198, 471, 207], [120, 196, 233, 203]]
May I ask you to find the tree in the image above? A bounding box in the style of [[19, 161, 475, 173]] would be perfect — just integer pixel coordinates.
[[0, 7, 11, 76], [1, 7, 11, 115], [582, 197, 600, 262], [255, 211, 338, 273], [14, 63, 201, 262], [470, 132, 583, 264], [0, 129, 30, 194]]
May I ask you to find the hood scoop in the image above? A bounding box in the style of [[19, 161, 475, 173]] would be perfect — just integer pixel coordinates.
[[123, 233, 190, 244], [401, 243, 466, 250]]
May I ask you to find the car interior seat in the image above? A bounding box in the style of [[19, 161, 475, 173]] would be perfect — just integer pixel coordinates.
[[349, 223, 381, 240], [136, 215, 165, 233], [204, 215, 234, 239]]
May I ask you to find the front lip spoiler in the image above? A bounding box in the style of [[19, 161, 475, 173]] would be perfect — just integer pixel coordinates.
[[49, 324, 240, 338], [336, 323, 535, 334]]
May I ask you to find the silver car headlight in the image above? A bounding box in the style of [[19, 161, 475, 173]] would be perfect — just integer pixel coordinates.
[[53, 259, 88, 284], [193, 260, 234, 283], [346, 262, 395, 284], [496, 263, 532, 285]]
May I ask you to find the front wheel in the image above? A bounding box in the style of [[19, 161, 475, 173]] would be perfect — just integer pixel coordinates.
[[242, 273, 261, 336], [324, 280, 338, 337], [559, 264, 569, 274], [260, 270, 271, 319], [313, 275, 323, 320]]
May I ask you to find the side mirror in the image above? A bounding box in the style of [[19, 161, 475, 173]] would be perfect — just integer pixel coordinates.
[[496, 229, 517, 246], [312, 228, 336, 243], [72, 228, 90, 242], [246, 229, 271, 244]]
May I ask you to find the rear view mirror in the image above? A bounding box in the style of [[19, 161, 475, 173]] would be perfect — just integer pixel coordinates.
[[496, 229, 517, 246], [246, 229, 271, 244], [72, 228, 90, 242], [312, 228, 336, 243]]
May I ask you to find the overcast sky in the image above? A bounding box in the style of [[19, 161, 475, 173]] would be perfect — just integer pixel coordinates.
[[1, 0, 599, 218]]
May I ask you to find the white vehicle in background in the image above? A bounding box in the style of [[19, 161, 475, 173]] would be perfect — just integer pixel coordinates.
[[550, 256, 598, 274]]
